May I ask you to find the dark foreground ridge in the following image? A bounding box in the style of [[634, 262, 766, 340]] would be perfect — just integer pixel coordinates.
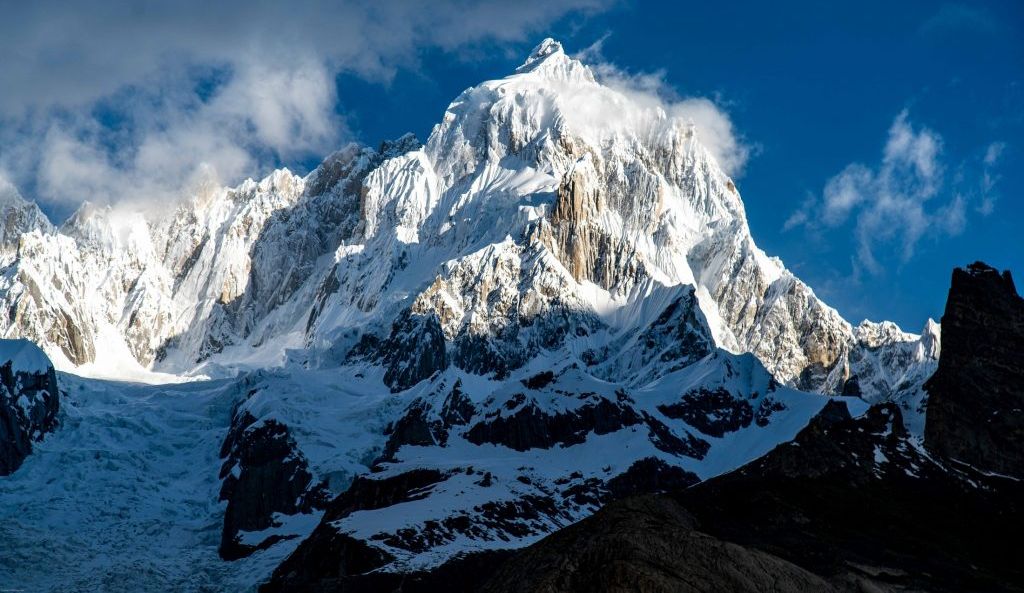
[[482, 398, 1023, 592]]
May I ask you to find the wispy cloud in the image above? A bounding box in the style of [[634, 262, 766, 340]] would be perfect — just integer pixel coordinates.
[[979, 141, 1006, 216], [572, 34, 753, 177], [785, 110, 1001, 274]]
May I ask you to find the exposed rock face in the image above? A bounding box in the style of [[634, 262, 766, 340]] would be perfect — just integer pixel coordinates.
[[379, 380, 476, 460], [544, 156, 646, 291], [263, 458, 701, 593], [0, 339, 59, 475], [925, 262, 1024, 477], [218, 409, 326, 560], [349, 310, 449, 392], [592, 287, 715, 385], [464, 395, 643, 452], [659, 387, 755, 437], [262, 469, 450, 590]]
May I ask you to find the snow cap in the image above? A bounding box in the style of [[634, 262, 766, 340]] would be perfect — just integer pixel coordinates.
[[522, 38, 564, 67]]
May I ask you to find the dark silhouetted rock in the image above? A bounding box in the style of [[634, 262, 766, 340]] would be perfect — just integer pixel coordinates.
[[474, 399, 1024, 593], [925, 261, 1024, 477], [480, 495, 839, 593], [604, 457, 699, 500], [674, 400, 1024, 592]]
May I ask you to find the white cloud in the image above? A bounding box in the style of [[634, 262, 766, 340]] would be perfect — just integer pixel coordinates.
[[670, 98, 751, 177], [821, 163, 873, 226], [785, 110, 997, 274], [0, 0, 610, 213], [574, 40, 752, 176]]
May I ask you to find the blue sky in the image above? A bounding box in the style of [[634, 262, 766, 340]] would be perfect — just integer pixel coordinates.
[[0, 0, 1020, 330]]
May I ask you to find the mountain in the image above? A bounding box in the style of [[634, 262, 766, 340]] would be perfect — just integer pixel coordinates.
[[0, 40, 952, 591], [0, 40, 934, 401]]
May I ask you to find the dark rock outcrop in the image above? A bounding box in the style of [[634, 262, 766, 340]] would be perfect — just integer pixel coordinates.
[[262, 469, 451, 591], [673, 401, 1024, 592], [481, 494, 841, 593], [603, 457, 699, 500], [586, 288, 714, 382], [658, 387, 754, 437], [262, 545, 511, 593], [0, 339, 59, 475], [636, 290, 714, 369], [463, 393, 708, 458], [925, 261, 1024, 477], [261, 457, 704, 593], [218, 410, 327, 560], [465, 398, 644, 451], [380, 380, 475, 460], [350, 311, 448, 392]]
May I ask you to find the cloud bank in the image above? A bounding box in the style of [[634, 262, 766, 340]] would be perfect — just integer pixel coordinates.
[[0, 0, 609, 213]]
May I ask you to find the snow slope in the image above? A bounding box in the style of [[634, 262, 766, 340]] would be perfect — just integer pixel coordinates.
[[0, 373, 344, 592]]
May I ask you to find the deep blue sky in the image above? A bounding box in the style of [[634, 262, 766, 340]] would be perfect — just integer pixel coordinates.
[[333, 0, 1023, 331]]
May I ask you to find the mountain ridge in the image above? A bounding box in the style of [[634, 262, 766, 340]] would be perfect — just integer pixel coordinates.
[[0, 39, 936, 408]]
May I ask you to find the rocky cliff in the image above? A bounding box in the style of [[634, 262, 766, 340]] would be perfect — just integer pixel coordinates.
[[0, 339, 59, 475], [925, 262, 1024, 477]]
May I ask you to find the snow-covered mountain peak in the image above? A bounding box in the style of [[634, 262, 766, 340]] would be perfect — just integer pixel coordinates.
[[523, 38, 563, 65], [854, 319, 918, 348], [515, 37, 595, 83], [0, 177, 53, 249], [0, 39, 962, 588]]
